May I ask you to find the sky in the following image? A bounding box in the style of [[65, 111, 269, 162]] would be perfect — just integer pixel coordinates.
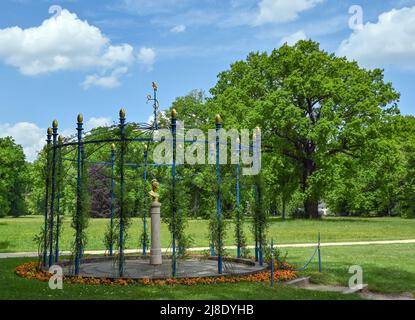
[[1, 0, 415, 161]]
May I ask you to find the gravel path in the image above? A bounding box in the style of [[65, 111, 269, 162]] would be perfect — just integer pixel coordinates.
[[1, 239, 414, 259]]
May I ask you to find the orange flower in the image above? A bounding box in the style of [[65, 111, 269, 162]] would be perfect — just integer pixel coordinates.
[[15, 262, 297, 287]]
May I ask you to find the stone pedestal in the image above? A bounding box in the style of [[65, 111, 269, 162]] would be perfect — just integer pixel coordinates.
[[150, 201, 162, 265]]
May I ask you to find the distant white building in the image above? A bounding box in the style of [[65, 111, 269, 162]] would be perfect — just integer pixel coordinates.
[[318, 202, 330, 216]]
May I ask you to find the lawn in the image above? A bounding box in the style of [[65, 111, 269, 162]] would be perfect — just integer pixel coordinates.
[[0, 257, 360, 300], [0, 216, 414, 253], [1, 243, 414, 299], [282, 243, 415, 295]]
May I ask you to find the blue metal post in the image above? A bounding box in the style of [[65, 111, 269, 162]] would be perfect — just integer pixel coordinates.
[[109, 144, 116, 257], [254, 128, 263, 266], [55, 136, 63, 263], [119, 109, 126, 277], [75, 114, 83, 275], [48, 120, 58, 268], [254, 182, 259, 262], [259, 239, 263, 266], [153, 83, 158, 130], [147, 82, 159, 130], [43, 128, 52, 267], [318, 232, 322, 272], [143, 145, 148, 256], [270, 239, 274, 288], [236, 138, 241, 258], [255, 239, 259, 262], [210, 143, 215, 257], [210, 235, 215, 257], [171, 109, 177, 277], [215, 115, 223, 274], [55, 193, 60, 263]]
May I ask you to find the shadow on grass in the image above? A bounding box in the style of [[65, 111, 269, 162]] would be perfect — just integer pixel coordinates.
[[0, 241, 10, 250], [268, 217, 379, 223], [316, 218, 376, 223], [304, 263, 415, 295], [362, 265, 415, 294]]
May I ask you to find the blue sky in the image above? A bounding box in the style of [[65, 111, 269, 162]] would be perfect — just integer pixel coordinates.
[[1, 0, 415, 161]]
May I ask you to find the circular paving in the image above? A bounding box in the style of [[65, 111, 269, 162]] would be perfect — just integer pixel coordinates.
[[60, 256, 268, 280]]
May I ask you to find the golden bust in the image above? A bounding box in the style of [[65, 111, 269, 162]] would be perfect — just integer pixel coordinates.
[[149, 179, 160, 202]]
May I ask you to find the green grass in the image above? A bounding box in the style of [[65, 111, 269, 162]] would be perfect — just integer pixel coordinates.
[[2, 243, 414, 299], [0, 257, 360, 300], [0, 216, 414, 253], [281, 243, 415, 295], [1, 216, 413, 299]]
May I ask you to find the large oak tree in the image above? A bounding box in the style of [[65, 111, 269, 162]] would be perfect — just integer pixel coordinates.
[[210, 40, 400, 218]]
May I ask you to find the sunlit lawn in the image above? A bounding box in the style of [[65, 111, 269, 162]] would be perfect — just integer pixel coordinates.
[[282, 243, 415, 295], [0, 215, 414, 253], [1, 243, 414, 299], [0, 257, 360, 300]]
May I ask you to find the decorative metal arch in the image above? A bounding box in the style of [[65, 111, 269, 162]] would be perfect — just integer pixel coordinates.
[[42, 84, 262, 278]]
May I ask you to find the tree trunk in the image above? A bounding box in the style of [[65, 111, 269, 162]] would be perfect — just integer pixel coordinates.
[[305, 198, 319, 219], [302, 157, 319, 219], [282, 200, 286, 220]]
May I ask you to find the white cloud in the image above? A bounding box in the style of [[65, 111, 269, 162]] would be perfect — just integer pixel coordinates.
[[338, 6, 415, 70], [82, 67, 128, 89], [253, 0, 324, 26], [0, 9, 135, 87], [280, 30, 307, 45], [0, 122, 45, 162], [222, 0, 324, 27], [138, 47, 156, 71], [0, 117, 114, 162], [170, 24, 186, 33], [85, 117, 113, 131], [120, 0, 323, 29]]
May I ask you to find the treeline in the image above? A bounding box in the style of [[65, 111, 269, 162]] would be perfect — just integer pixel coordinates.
[[1, 40, 415, 219], [0, 137, 30, 217]]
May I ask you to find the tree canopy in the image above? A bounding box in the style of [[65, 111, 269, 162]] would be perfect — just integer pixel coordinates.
[[0, 137, 29, 217], [3, 40, 415, 220], [209, 40, 400, 218]]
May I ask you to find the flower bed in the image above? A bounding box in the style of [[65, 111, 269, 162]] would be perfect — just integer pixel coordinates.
[[15, 261, 297, 286]]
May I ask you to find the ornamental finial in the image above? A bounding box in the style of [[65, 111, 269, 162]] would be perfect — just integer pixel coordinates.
[[111, 143, 116, 151], [254, 126, 261, 138], [47, 127, 53, 135], [152, 81, 158, 91], [58, 135, 63, 144], [52, 120, 58, 129], [215, 114, 222, 124], [171, 108, 177, 119], [77, 114, 83, 123], [119, 108, 126, 120]]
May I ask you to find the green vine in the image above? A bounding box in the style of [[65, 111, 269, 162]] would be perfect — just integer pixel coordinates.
[[113, 121, 133, 274], [162, 174, 192, 258], [252, 174, 268, 256], [71, 146, 90, 270], [234, 205, 249, 258], [209, 208, 227, 258], [37, 145, 51, 267], [54, 138, 64, 259]]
